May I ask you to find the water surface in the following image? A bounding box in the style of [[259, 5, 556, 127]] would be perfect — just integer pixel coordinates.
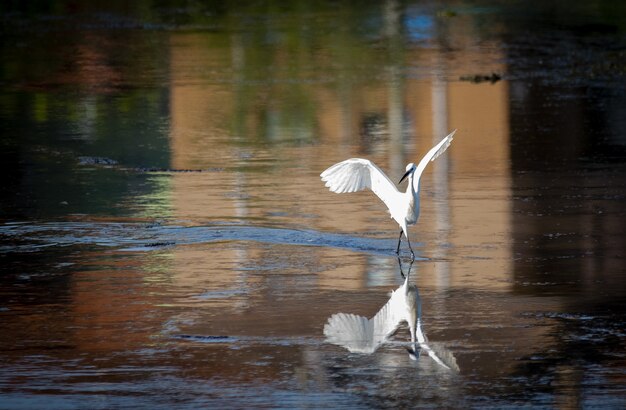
[[1, 1, 625, 408]]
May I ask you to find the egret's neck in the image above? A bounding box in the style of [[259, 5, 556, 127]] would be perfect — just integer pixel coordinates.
[[407, 174, 420, 196]]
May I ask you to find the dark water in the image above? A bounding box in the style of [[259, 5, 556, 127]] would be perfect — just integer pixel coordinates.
[[1, 1, 625, 408]]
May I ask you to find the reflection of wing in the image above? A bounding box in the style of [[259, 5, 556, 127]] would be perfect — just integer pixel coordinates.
[[323, 312, 377, 354], [320, 158, 402, 214], [370, 283, 411, 342], [429, 343, 460, 372], [415, 320, 460, 372], [324, 279, 409, 354]]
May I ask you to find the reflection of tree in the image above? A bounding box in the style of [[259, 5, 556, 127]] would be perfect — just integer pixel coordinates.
[[225, 2, 386, 145], [0, 10, 171, 218]]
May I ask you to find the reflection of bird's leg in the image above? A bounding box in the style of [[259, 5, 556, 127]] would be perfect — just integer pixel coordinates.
[[395, 229, 403, 255], [397, 256, 405, 279], [407, 239, 415, 260], [398, 256, 415, 279]]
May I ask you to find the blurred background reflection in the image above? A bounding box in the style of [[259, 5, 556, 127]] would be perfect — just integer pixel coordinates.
[[0, 1, 624, 408]]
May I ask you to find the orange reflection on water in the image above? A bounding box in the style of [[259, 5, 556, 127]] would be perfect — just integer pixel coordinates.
[[167, 29, 512, 293]]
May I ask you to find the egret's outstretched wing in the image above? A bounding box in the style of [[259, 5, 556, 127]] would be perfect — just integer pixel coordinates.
[[415, 129, 457, 180], [320, 158, 401, 212]]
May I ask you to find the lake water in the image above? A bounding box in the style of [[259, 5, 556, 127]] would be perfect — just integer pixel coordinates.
[[1, 1, 625, 408]]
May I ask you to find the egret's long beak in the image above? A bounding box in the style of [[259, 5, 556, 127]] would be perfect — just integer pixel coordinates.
[[399, 169, 412, 184]]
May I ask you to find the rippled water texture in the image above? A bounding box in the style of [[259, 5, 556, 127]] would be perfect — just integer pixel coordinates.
[[1, 1, 625, 408]]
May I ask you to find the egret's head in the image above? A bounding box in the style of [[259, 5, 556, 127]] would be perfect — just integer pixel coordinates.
[[399, 163, 416, 184]]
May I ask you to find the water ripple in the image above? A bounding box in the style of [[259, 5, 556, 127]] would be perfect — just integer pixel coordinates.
[[0, 221, 419, 258]]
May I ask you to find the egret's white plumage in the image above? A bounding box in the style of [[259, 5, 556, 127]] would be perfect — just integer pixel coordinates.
[[320, 130, 457, 257]]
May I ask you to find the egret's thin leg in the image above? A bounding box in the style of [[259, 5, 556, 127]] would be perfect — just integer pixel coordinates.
[[395, 229, 403, 255]]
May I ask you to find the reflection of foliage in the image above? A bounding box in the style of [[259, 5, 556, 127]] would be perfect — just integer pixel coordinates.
[[1, 0, 403, 148], [2, 0, 623, 218], [0, 88, 171, 219], [0, 2, 173, 218], [219, 1, 391, 145]]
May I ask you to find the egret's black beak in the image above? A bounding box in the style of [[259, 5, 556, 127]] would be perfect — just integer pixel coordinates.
[[399, 169, 412, 184]]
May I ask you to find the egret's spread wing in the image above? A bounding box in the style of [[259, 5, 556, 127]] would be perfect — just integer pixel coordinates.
[[320, 158, 401, 212], [415, 129, 457, 179]]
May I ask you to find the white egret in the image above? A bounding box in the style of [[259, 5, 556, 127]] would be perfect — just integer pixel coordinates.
[[320, 130, 456, 258]]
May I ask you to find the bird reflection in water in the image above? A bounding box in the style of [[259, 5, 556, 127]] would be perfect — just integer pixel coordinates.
[[324, 258, 459, 371]]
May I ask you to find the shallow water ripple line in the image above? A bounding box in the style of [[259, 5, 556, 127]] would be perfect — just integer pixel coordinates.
[[172, 334, 321, 347], [0, 222, 425, 258]]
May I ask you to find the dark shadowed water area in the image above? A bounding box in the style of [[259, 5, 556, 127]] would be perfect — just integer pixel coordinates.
[[1, 1, 625, 408]]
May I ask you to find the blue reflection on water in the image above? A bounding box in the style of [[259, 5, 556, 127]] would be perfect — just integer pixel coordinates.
[[0, 221, 425, 259]]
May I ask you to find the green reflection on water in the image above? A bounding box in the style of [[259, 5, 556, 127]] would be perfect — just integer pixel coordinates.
[[1, 0, 624, 221], [0, 89, 171, 219]]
